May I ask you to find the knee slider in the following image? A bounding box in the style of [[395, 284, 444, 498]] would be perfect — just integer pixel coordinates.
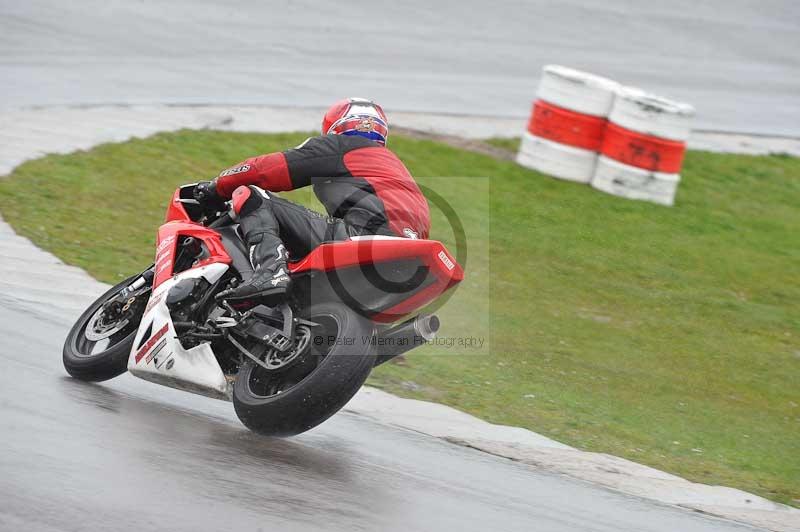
[[232, 185, 269, 217]]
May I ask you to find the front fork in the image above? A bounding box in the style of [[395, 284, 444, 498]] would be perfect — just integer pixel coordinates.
[[101, 266, 155, 322], [119, 266, 155, 299]]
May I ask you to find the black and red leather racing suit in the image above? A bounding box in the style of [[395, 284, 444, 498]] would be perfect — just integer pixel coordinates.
[[213, 134, 430, 269]]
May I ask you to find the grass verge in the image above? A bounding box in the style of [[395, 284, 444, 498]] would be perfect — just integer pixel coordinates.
[[1, 130, 798, 505]]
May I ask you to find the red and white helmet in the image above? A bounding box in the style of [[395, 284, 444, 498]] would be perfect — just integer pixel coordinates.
[[322, 97, 389, 145]]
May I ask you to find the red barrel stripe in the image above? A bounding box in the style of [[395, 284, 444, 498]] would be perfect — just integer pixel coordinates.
[[601, 122, 686, 173], [527, 100, 607, 151]]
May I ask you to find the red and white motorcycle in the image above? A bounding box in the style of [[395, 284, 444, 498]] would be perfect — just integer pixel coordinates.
[[63, 184, 463, 435]]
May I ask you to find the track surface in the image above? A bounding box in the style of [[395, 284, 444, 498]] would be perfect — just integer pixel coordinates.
[[1, 0, 799, 135], [0, 297, 754, 532]]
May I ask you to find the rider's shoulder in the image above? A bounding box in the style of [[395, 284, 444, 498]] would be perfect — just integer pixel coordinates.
[[287, 134, 385, 156], [284, 134, 338, 156]]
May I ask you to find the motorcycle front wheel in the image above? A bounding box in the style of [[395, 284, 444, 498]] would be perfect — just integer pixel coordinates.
[[63, 275, 147, 382], [233, 300, 376, 436]]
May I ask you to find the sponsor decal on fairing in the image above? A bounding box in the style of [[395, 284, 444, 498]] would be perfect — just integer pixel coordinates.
[[135, 323, 170, 363], [157, 235, 175, 253], [143, 291, 166, 315], [145, 338, 167, 365], [437, 250, 455, 271]]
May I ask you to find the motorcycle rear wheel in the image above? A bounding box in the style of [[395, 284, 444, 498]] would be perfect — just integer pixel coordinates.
[[233, 300, 376, 436], [63, 275, 145, 382]]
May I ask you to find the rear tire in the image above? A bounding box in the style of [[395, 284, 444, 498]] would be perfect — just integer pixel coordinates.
[[63, 275, 143, 382], [233, 301, 376, 436]]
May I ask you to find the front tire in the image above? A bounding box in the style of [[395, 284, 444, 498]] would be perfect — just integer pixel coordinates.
[[233, 301, 376, 436], [63, 275, 146, 382]]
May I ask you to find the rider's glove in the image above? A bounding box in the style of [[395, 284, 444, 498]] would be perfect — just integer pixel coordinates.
[[193, 180, 218, 202], [193, 180, 227, 211]]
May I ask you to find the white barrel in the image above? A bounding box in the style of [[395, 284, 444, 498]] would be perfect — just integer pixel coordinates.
[[537, 65, 620, 117], [592, 86, 695, 206], [592, 155, 681, 206], [516, 132, 597, 183], [609, 87, 695, 141], [518, 65, 620, 183]]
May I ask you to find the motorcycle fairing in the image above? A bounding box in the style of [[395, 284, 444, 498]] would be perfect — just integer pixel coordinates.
[[154, 221, 232, 289], [289, 236, 464, 322], [128, 262, 232, 401], [165, 186, 201, 223]]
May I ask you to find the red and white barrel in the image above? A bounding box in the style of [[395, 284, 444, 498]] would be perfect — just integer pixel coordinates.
[[516, 65, 619, 183], [592, 87, 695, 206]]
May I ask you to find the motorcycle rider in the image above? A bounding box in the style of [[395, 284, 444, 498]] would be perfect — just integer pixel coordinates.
[[195, 97, 431, 305]]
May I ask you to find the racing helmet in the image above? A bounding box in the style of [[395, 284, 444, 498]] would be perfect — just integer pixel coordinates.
[[322, 97, 389, 145]]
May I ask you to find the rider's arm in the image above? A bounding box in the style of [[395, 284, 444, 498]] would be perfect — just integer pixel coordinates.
[[212, 152, 292, 198], [213, 135, 347, 198]]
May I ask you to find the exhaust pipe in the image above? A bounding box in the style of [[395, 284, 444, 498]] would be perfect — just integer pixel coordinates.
[[373, 314, 440, 367]]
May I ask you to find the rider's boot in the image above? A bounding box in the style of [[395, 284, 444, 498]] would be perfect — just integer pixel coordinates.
[[217, 185, 292, 306], [217, 239, 292, 305]]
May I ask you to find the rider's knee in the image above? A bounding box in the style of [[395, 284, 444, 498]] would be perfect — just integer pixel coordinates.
[[232, 185, 270, 218]]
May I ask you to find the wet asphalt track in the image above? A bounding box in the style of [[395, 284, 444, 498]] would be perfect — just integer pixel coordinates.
[[1, 0, 799, 135], [0, 303, 757, 532]]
